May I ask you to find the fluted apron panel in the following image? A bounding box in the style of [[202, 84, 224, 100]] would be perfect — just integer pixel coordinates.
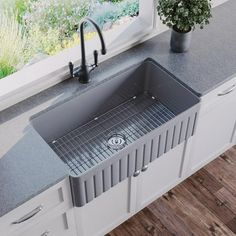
[[68, 104, 198, 206]]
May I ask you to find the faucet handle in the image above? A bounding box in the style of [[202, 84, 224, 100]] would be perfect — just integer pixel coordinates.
[[69, 62, 74, 78], [89, 50, 98, 73], [93, 50, 98, 67]]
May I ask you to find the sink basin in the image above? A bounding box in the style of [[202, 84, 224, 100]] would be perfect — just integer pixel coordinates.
[[31, 58, 200, 207]]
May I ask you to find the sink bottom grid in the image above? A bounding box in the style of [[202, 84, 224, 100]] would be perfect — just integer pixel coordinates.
[[49, 93, 175, 175]]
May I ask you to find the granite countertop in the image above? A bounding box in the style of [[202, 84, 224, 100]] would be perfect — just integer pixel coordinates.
[[0, 0, 236, 218]]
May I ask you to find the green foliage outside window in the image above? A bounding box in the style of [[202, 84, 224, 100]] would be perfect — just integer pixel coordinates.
[[89, 0, 138, 28], [0, 0, 139, 79], [0, 12, 26, 79]]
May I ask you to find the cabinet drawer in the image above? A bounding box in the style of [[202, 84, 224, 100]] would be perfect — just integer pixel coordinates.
[[17, 210, 76, 236], [1, 178, 72, 236], [201, 76, 236, 110]]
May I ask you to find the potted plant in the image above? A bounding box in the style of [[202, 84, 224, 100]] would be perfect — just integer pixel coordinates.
[[157, 0, 212, 53]]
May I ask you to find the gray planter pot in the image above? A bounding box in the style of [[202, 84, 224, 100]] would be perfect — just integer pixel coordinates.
[[170, 26, 192, 53]]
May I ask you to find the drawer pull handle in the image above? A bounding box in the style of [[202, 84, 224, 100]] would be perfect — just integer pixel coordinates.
[[41, 231, 50, 236], [133, 170, 141, 177], [141, 165, 148, 172], [12, 205, 43, 224], [218, 84, 236, 96]]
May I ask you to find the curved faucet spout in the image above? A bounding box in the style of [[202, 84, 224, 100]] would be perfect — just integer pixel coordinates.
[[79, 17, 107, 68], [68, 17, 107, 84]]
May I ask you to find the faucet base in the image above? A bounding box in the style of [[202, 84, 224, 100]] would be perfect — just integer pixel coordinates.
[[78, 77, 90, 84], [73, 65, 90, 84]]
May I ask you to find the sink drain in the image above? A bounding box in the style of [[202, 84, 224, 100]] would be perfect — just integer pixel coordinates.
[[107, 133, 126, 150]]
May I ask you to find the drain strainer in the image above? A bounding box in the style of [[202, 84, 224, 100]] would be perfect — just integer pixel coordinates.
[[107, 133, 126, 150]]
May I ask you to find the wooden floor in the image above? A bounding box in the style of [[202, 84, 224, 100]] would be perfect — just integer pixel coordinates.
[[108, 146, 236, 236]]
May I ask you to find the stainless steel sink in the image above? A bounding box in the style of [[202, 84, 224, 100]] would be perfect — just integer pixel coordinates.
[[31, 58, 200, 207]]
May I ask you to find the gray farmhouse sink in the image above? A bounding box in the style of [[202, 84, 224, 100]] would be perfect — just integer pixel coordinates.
[[31, 58, 200, 207]]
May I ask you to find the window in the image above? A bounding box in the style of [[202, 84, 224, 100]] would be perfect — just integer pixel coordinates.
[[0, 0, 155, 111], [0, 0, 156, 80]]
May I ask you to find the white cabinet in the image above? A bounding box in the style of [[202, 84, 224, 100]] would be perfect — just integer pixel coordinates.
[[189, 78, 236, 173], [0, 178, 76, 236], [74, 178, 132, 236], [135, 142, 185, 211], [74, 141, 188, 236]]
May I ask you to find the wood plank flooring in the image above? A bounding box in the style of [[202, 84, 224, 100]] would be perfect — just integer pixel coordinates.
[[108, 146, 236, 236]]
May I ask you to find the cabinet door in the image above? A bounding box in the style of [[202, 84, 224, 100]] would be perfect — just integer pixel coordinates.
[[74, 178, 131, 236], [136, 143, 185, 211], [190, 88, 236, 173]]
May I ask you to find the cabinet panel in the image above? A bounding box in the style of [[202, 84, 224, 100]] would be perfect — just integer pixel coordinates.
[[190, 89, 236, 172], [75, 178, 131, 236], [136, 143, 184, 210]]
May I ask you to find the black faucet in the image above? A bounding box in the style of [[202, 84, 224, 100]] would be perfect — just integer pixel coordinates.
[[69, 17, 107, 84]]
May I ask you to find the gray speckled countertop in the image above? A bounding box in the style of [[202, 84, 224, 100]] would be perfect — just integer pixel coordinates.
[[0, 0, 236, 217]]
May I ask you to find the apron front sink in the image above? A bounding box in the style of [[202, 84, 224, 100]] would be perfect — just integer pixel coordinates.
[[31, 58, 200, 207]]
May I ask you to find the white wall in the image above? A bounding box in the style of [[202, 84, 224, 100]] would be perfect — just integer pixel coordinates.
[[212, 0, 229, 7]]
